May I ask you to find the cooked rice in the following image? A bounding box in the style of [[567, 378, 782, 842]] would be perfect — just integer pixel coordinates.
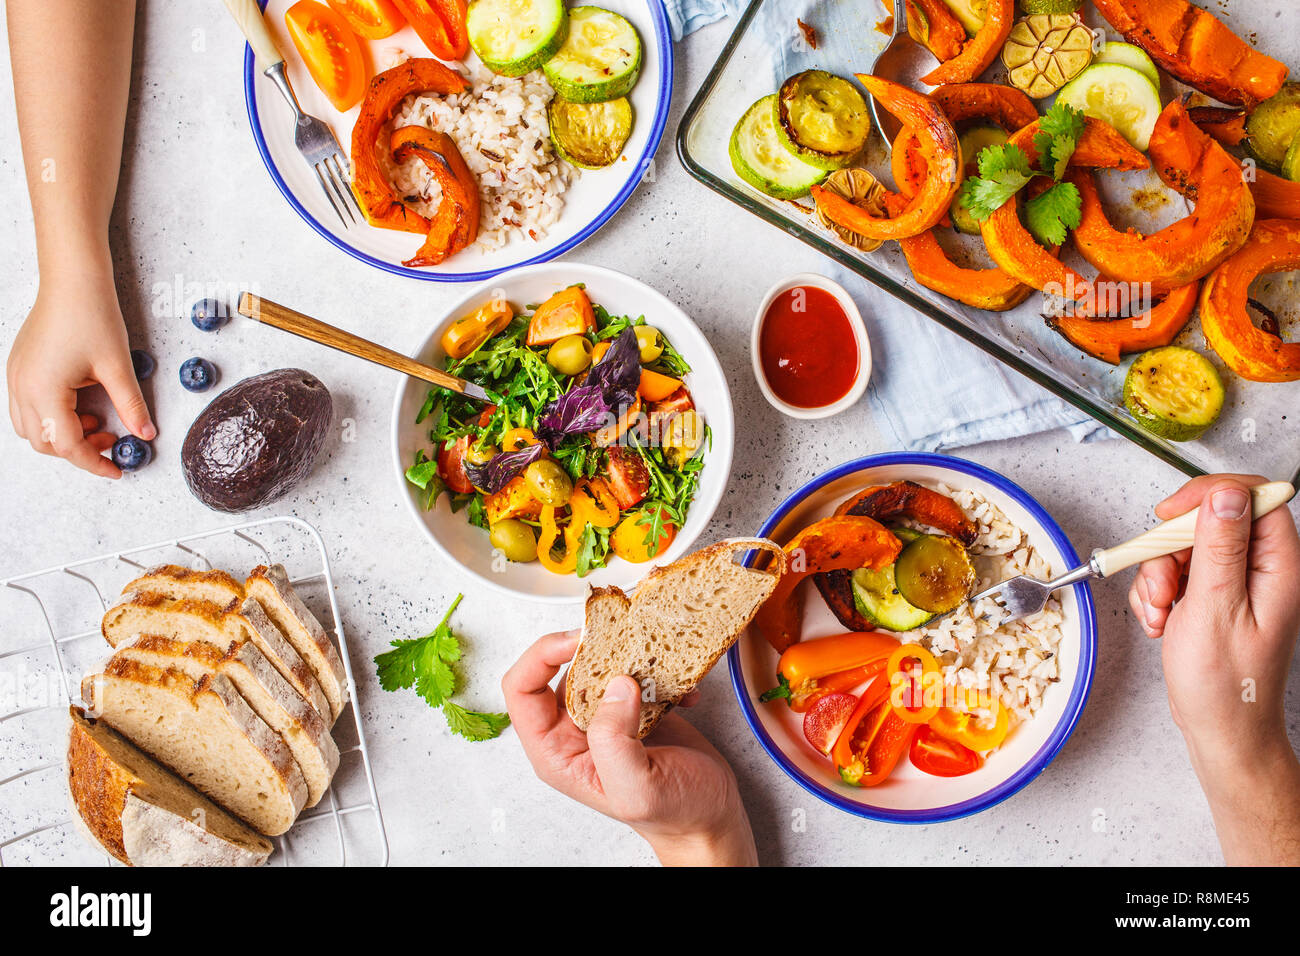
[[375, 52, 575, 252], [903, 481, 1064, 732]]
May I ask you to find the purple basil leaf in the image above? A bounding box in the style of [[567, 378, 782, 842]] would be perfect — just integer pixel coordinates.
[[535, 327, 641, 446], [464, 443, 546, 495]]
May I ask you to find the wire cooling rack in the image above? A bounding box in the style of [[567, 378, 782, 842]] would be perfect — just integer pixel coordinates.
[[0, 516, 389, 866]]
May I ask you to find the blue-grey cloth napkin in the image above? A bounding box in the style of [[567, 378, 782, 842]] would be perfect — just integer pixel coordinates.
[[664, 0, 1108, 450]]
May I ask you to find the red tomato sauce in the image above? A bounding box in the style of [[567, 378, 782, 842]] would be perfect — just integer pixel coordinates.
[[759, 286, 859, 409]]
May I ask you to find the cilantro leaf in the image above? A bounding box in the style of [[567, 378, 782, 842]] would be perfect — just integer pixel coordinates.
[[442, 702, 511, 742], [1025, 181, 1083, 248], [959, 144, 1035, 221], [1032, 102, 1086, 180], [373, 594, 463, 707]]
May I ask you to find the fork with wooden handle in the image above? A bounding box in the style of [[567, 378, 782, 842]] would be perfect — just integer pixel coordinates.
[[972, 480, 1297, 623], [237, 293, 492, 402]]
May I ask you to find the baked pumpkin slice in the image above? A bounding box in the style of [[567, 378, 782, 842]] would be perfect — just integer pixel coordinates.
[[1200, 219, 1300, 382], [1047, 280, 1200, 365], [1070, 100, 1255, 292]]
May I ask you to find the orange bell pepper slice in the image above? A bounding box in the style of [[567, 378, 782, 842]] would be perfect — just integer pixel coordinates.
[[526, 286, 597, 346], [929, 691, 1010, 752], [919, 0, 1015, 86], [887, 644, 942, 724], [763, 632, 898, 710], [440, 298, 513, 359], [393, 0, 469, 61], [350, 58, 467, 234], [833, 689, 917, 787], [537, 505, 579, 575], [570, 478, 620, 529], [810, 76, 959, 242], [1092, 0, 1287, 108], [592, 397, 642, 448]]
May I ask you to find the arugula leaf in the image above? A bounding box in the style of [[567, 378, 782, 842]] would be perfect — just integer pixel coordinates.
[[442, 702, 511, 742], [373, 594, 511, 742], [1025, 181, 1083, 247], [575, 522, 611, 578], [465, 495, 489, 530], [405, 452, 446, 511]]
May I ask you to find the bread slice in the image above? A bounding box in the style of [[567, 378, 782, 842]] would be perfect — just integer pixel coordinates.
[[120, 564, 245, 606], [67, 707, 272, 866], [81, 658, 308, 835], [246, 565, 348, 723], [566, 538, 786, 738], [101, 591, 331, 724], [113, 635, 339, 807]]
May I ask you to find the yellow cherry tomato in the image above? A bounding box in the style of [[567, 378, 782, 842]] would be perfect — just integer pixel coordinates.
[[611, 507, 676, 563]]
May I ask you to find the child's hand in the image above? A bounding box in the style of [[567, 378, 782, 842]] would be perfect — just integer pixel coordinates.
[[7, 274, 155, 478]]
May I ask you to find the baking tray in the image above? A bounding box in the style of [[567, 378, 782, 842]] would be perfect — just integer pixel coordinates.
[[0, 516, 388, 867], [677, 0, 1300, 482]]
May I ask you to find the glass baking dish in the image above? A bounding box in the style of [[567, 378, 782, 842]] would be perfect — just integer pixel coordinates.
[[677, 0, 1300, 482]]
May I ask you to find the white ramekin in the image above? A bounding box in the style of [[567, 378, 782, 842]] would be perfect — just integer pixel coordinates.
[[750, 273, 872, 420]]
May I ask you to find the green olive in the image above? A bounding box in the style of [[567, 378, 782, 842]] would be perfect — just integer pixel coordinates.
[[489, 519, 538, 563], [464, 442, 499, 466], [635, 326, 664, 362], [524, 459, 574, 506], [547, 335, 593, 376]]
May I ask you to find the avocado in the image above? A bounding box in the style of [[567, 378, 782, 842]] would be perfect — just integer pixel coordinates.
[[181, 368, 333, 513]]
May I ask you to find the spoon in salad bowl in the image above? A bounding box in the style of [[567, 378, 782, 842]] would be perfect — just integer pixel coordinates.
[[971, 480, 1297, 624], [237, 293, 491, 403]]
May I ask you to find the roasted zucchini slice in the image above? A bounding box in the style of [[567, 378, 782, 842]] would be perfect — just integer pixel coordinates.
[[1123, 346, 1226, 442], [466, 0, 568, 78], [542, 6, 641, 103], [548, 96, 633, 169], [893, 534, 976, 615], [850, 529, 934, 631], [729, 94, 827, 199], [1247, 82, 1300, 170], [774, 70, 871, 172]]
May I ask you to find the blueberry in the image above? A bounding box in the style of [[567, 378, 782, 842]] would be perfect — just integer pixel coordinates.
[[190, 298, 229, 332], [131, 349, 155, 380], [112, 435, 152, 471], [179, 357, 217, 392]]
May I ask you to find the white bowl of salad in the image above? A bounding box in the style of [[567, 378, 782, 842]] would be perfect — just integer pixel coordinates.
[[392, 262, 734, 603]]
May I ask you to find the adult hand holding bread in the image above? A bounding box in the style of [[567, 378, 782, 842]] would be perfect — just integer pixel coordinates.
[[502, 539, 785, 866]]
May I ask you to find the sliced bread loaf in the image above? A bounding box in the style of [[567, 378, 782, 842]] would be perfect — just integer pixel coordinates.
[[81, 658, 308, 835], [67, 707, 273, 866], [246, 564, 348, 723], [102, 591, 331, 724], [120, 564, 245, 606], [113, 635, 340, 807], [566, 539, 785, 738]]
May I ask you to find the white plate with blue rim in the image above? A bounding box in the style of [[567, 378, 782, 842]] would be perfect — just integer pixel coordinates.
[[390, 261, 735, 603], [240, 0, 672, 282], [729, 453, 1098, 823]]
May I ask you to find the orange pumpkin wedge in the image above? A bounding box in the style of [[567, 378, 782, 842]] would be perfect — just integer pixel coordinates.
[[1047, 280, 1200, 365], [351, 58, 467, 234], [1070, 101, 1255, 292], [919, 0, 1015, 86], [1200, 219, 1300, 382], [811, 76, 960, 242], [980, 118, 1147, 304], [751, 515, 904, 652], [906, 0, 966, 63], [1187, 106, 1249, 147], [1092, 0, 1287, 108], [390, 126, 480, 267]]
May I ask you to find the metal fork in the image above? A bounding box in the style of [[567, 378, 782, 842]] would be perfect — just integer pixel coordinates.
[[970, 480, 1296, 624], [224, 0, 364, 228]]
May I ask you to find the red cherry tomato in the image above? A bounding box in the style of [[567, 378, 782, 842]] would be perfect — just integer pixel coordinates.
[[437, 435, 474, 494], [802, 692, 858, 756], [909, 725, 981, 777]]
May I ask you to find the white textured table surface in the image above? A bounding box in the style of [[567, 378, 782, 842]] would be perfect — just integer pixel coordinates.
[[1, 4, 1294, 867]]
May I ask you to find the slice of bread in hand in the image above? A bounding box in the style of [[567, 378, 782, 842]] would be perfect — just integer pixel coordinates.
[[113, 635, 340, 807], [67, 707, 273, 866], [81, 659, 308, 835], [566, 538, 786, 739], [246, 565, 348, 723], [102, 591, 331, 724], [120, 564, 245, 607]]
